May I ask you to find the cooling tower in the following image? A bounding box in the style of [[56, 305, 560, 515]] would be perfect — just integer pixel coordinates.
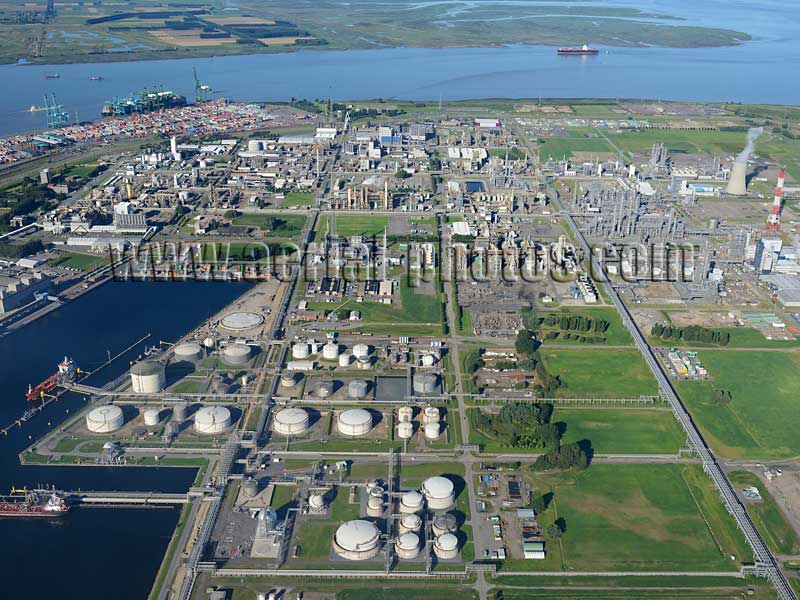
[[726, 162, 748, 196]]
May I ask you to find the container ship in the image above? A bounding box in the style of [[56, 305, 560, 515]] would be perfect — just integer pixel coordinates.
[[557, 44, 599, 56], [102, 86, 187, 117], [26, 356, 78, 402], [0, 488, 70, 518]]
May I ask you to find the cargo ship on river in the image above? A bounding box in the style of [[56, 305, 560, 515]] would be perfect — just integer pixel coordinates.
[[557, 44, 599, 56], [0, 488, 70, 518], [101, 86, 187, 117]]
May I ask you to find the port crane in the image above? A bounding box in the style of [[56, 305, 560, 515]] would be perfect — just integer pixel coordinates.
[[43, 93, 70, 129], [193, 67, 217, 103]]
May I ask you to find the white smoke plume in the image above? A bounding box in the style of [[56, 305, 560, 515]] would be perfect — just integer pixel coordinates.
[[736, 127, 763, 163]]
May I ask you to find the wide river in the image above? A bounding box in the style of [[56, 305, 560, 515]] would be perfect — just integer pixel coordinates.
[[0, 280, 250, 599], [0, 0, 798, 136]]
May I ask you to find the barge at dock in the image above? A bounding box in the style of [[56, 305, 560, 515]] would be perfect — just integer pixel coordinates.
[[0, 488, 70, 518]]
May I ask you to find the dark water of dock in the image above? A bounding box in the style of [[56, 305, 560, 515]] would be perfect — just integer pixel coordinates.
[[0, 280, 251, 599]]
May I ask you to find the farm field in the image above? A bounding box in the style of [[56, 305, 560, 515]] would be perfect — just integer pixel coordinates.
[[315, 215, 389, 238], [538, 136, 614, 160], [517, 464, 751, 572], [676, 350, 800, 459], [540, 348, 659, 398]]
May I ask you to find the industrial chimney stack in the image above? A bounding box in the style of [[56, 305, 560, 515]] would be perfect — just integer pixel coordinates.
[[767, 169, 785, 230]]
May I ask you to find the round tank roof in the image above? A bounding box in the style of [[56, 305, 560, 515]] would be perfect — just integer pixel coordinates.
[[87, 405, 123, 422], [335, 520, 380, 551], [422, 476, 454, 500], [220, 311, 264, 331], [175, 341, 202, 354], [401, 490, 424, 507], [195, 405, 231, 427], [338, 408, 371, 426], [401, 513, 422, 528], [397, 532, 420, 550], [309, 493, 325, 509], [275, 407, 308, 425], [130, 361, 164, 376], [435, 532, 458, 551]]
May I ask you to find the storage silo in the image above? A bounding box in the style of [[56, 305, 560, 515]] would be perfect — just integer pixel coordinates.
[[130, 361, 165, 394], [348, 379, 369, 399], [174, 341, 203, 363], [398, 513, 422, 534], [337, 408, 373, 436], [333, 520, 381, 560], [273, 407, 310, 436], [397, 421, 414, 440], [292, 342, 310, 359], [366, 493, 383, 517], [338, 353, 351, 368], [86, 405, 124, 433], [421, 476, 455, 510], [423, 406, 440, 424], [352, 344, 370, 360], [203, 336, 216, 350], [413, 373, 438, 395], [280, 373, 298, 388], [309, 492, 327, 513], [395, 532, 421, 559], [424, 422, 440, 440], [316, 380, 335, 398], [356, 356, 372, 370], [243, 478, 259, 498], [193, 405, 232, 435], [398, 406, 414, 423], [222, 343, 251, 366], [322, 342, 340, 361], [172, 402, 188, 422], [399, 490, 424, 514], [143, 409, 161, 427], [432, 513, 458, 536], [421, 354, 436, 367], [433, 533, 459, 560]]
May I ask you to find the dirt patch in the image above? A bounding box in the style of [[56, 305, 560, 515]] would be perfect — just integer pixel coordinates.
[[151, 29, 237, 47], [763, 471, 800, 541], [258, 36, 316, 46], [204, 16, 276, 25]]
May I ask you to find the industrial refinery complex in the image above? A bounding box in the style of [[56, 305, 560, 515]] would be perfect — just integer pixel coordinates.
[[3, 95, 800, 600]]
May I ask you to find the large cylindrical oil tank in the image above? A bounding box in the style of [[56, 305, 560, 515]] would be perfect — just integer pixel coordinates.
[[280, 373, 298, 388], [424, 422, 441, 440], [352, 343, 370, 360], [421, 353, 436, 367], [395, 532, 421, 559], [434, 533, 459, 560], [366, 494, 383, 517], [413, 373, 438, 395], [273, 407, 310, 436], [333, 520, 381, 560], [337, 408, 373, 436], [243, 478, 259, 498], [348, 379, 369, 399], [398, 406, 414, 423], [432, 513, 458, 536], [172, 402, 188, 422], [398, 513, 422, 534], [292, 343, 310, 359], [193, 405, 232, 435], [422, 476, 455, 510], [222, 343, 251, 366], [338, 353, 351, 367], [356, 356, 371, 370], [322, 342, 340, 360], [399, 490, 424, 514], [143, 409, 161, 427], [316, 380, 335, 398], [397, 421, 414, 440], [86, 405, 124, 433], [174, 341, 202, 363], [423, 406, 440, 424], [130, 361, 165, 394]]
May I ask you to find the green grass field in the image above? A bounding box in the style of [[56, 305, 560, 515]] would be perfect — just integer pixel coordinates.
[[518, 464, 751, 572], [728, 471, 800, 555], [676, 350, 800, 459], [649, 325, 800, 349], [538, 136, 614, 160], [540, 348, 659, 398], [282, 191, 315, 207], [316, 215, 389, 238], [231, 213, 306, 236], [49, 252, 106, 271], [524, 307, 634, 346]]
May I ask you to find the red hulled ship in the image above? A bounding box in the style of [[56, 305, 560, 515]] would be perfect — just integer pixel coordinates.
[[0, 488, 70, 518], [26, 356, 78, 402]]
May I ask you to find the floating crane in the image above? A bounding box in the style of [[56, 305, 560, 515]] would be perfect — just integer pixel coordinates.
[[193, 66, 216, 103]]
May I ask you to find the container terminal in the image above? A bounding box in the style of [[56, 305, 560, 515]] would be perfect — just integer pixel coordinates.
[[3, 98, 799, 600]]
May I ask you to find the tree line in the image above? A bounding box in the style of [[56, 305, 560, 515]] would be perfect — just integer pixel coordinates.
[[651, 323, 731, 346]]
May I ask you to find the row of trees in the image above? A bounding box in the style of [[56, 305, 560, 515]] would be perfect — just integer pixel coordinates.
[[535, 313, 611, 334], [651, 323, 731, 346]]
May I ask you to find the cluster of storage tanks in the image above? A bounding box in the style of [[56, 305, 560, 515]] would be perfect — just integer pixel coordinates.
[[396, 405, 444, 441], [84, 401, 231, 436], [290, 341, 372, 370]]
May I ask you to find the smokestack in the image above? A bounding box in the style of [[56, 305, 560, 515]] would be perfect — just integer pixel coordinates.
[[767, 169, 786, 230], [726, 127, 763, 196]]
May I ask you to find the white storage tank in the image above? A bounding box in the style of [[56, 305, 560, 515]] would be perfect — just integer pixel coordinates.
[[395, 532, 421, 559], [356, 356, 372, 370], [399, 490, 425, 514], [333, 520, 381, 560], [421, 476, 455, 510], [174, 341, 203, 363], [338, 353, 351, 367], [193, 405, 232, 435], [280, 373, 298, 388], [223, 343, 251, 366], [434, 533, 459, 560], [273, 407, 310, 436], [322, 342, 340, 360], [424, 422, 440, 440], [398, 406, 414, 423], [203, 336, 216, 349], [413, 373, 438, 395], [86, 405, 124, 433], [352, 343, 370, 360], [130, 361, 165, 394], [432, 513, 458, 536], [337, 408, 373, 436], [143, 409, 161, 427], [316, 380, 335, 398], [366, 494, 383, 517], [398, 513, 422, 534], [309, 492, 326, 512], [292, 342, 310, 359], [423, 406, 440, 424], [243, 478, 259, 498], [421, 353, 436, 367], [397, 421, 414, 440], [348, 379, 369, 399], [172, 402, 188, 422]]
